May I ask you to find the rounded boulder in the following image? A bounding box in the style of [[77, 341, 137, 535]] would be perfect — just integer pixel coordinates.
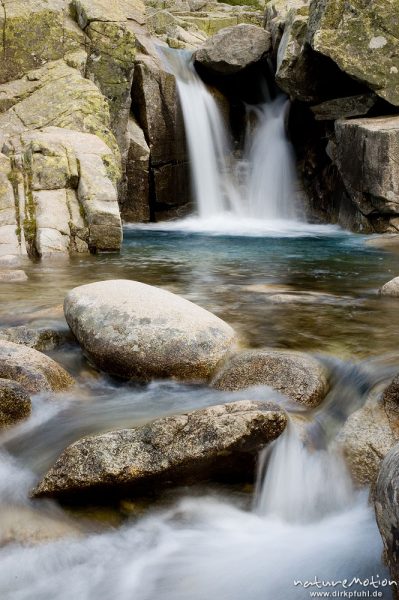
[[64, 280, 237, 381]]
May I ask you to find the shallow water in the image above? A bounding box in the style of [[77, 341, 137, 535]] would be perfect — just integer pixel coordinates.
[[0, 224, 398, 599], [2, 224, 399, 358]]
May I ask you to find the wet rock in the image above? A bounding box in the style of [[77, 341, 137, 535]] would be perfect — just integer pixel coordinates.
[[64, 279, 237, 381], [194, 24, 271, 74], [310, 94, 377, 121], [0, 326, 69, 351], [380, 277, 399, 298], [374, 443, 399, 591], [308, 0, 399, 107], [337, 402, 397, 486], [123, 117, 151, 222], [0, 379, 31, 428], [330, 116, 399, 230], [337, 374, 399, 485], [0, 270, 27, 282], [211, 349, 328, 407], [0, 340, 74, 394], [33, 400, 287, 499]]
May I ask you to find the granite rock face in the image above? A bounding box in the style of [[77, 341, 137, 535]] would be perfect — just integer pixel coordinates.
[[33, 400, 288, 499], [64, 280, 237, 381], [330, 116, 399, 232], [1, 127, 122, 257]]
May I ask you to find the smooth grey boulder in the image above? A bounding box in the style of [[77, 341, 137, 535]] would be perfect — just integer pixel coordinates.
[[64, 280, 237, 381], [380, 276, 399, 298], [0, 379, 31, 428], [194, 24, 271, 74], [33, 400, 287, 499], [211, 349, 328, 407], [0, 340, 74, 394]]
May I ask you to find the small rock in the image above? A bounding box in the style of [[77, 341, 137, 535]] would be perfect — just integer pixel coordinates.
[[33, 400, 287, 499], [211, 350, 328, 407], [0, 326, 68, 352], [0, 340, 74, 394], [64, 280, 237, 381], [0, 379, 31, 428], [0, 270, 28, 282], [194, 24, 271, 74], [380, 276, 399, 297]]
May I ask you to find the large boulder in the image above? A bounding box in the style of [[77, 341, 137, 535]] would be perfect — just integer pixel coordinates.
[[308, 0, 399, 107], [329, 116, 399, 232], [211, 349, 328, 407], [0, 340, 74, 393], [0, 379, 31, 428], [374, 443, 399, 595], [194, 24, 271, 74], [337, 374, 399, 485], [64, 280, 237, 381], [33, 400, 287, 499]]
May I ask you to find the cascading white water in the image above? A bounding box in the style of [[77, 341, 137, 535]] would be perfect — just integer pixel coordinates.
[[162, 49, 302, 223], [255, 420, 355, 523], [245, 99, 303, 221], [163, 50, 241, 218]]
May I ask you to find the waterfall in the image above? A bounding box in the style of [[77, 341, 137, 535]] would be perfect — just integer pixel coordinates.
[[162, 49, 302, 223]]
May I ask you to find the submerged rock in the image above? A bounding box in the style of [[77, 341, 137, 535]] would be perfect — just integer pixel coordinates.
[[0, 270, 28, 282], [64, 280, 237, 381], [211, 349, 328, 407], [380, 276, 399, 298], [33, 400, 287, 499], [194, 24, 271, 74], [374, 443, 399, 591], [0, 379, 31, 428], [0, 505, 81, 546], [0, 340, 74, 394]]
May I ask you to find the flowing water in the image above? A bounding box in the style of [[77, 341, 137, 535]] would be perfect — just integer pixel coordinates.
[[164, 49, 302, 222], [0, 50, 398, 600], [0, 230, 398, 599]]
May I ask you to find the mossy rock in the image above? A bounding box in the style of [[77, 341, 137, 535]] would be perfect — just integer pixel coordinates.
[[308, 0, 399, 106]]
